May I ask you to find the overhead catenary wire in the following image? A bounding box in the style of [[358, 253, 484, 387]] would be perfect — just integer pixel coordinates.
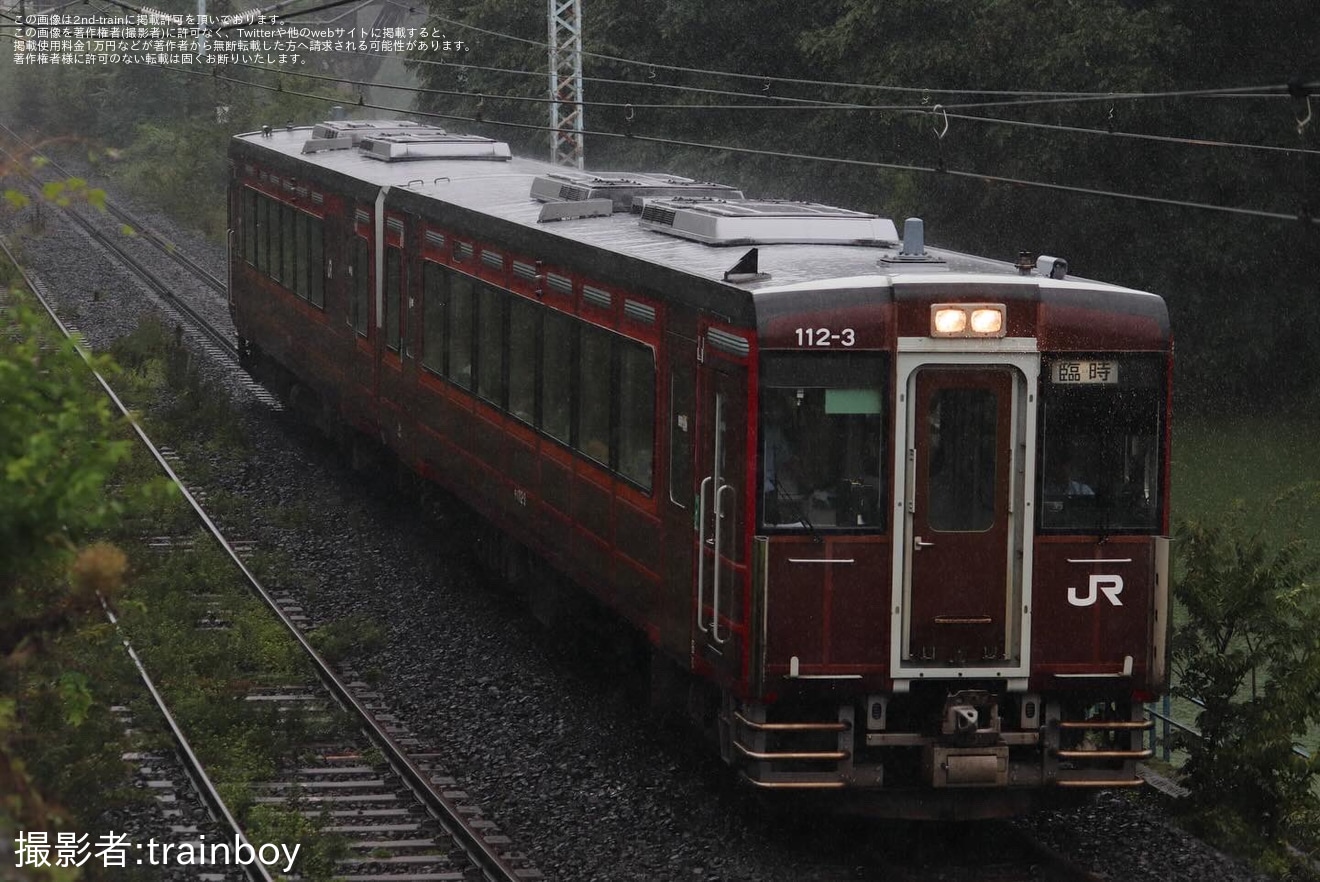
[[5, 7, 1314, 160], [158, 63, 1320, 228], [228, 59, 1320, 159], [7, 3, 1311, 221], [422, 12, 1313, 109], [15, 0, 1310, 114], [171, 0, 1307, 108], [212, 5, 1319, 153]]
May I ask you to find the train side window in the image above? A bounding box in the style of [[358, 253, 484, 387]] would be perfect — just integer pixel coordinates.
[[540, 309, 574, 444], [284, 204, 297, 288], [421, 261, 445, 373], [294, 211, 308, 300], [308, 217, 324, 309], [618, 339, 655, 491], [476, 283, 506, 405], [271, 202, 284, 284], [669, 349, 694, 507], [243, 189, 256, 265], [264, 197, 276, 279], [577, 324, 613, 466], [447, 271, 474, 389], [255, 195, 268, 275], [385, 247, 402, 352], [507, 295, 539, 424], [351, 237, 370, 336]]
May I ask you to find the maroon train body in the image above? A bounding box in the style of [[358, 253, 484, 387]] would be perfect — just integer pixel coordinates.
[[228, 119, 1171, 819]]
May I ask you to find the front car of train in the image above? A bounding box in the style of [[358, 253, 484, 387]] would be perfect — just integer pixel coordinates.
[[680, 211, 1171, 818], [226, 120, 1169, 819]]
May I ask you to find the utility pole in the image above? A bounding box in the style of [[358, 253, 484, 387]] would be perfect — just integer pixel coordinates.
[[548, 0, 584, 168]]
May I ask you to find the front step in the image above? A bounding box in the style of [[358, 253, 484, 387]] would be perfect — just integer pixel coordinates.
[[727, 702, 856, 789], [1049, 708, 1154, 788]]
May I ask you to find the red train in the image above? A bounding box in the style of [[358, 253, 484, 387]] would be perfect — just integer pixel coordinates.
[[228, 119, 1171, 819]]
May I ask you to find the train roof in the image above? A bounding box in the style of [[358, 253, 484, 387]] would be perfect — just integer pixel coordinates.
[[232, 122, 1164, 314]]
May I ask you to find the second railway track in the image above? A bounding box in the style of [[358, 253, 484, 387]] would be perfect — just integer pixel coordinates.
[[3, 215, 544, 881]]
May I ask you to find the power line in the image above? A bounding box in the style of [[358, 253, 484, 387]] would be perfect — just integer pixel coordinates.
[[422, 12, 1313, 109], [163, 63, 1319, 227], [231, 60, 1320, 159]]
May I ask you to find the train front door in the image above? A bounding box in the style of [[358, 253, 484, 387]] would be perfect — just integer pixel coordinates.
[[896, 361, 1034, 675], [694, 333, 749, 677]]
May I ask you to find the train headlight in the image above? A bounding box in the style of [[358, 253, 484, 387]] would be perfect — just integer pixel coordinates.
[[932, 307, 968, 335], [970, 308, 1004, 335], [931, 303, 1006, 338]]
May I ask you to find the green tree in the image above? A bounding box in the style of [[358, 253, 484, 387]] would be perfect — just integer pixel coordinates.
[[411, 0, 1318, 416], [1171, 492, 1320, 870], [0, 288, 133, 868]]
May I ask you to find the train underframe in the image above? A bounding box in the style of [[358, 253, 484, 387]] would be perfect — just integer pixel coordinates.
[[714, 684, 1153, 819]]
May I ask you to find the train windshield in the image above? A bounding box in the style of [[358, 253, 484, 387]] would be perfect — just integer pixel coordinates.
[[1038, 355, 1164, 533], [759, 353, 885, 531]]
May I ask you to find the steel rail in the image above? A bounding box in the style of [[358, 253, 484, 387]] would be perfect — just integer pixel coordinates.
[[0, 233, 532, 882], [1, 236, 274, 882], [0, 133, 238, 361], [0, 121, 228, 295]]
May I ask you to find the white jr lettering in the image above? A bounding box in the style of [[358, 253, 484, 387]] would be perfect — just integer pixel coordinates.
[[1067, 574, 1124, 607]]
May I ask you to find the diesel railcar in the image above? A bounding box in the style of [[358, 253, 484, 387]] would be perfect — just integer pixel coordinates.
[[228, 119, 1171, 819]]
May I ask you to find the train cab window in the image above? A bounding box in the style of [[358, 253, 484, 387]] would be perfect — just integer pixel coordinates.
[[541, 310, 574, 443], [421, 261, 445, 374], [618, 340, 655, 491], [351, 237, 370, 336], [1038, 355, 1163, 533], [759, 352, 885, 530], [577, 325, 612, 465], [507, 296, 539, 425], [476, 284, 506, 405], [308, 217, 324, 309], [447, 272, 475, 389], [385, 247, 402, 352]]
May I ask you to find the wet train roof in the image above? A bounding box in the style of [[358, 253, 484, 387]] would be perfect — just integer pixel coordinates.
[[232, 122, 1159, 305]]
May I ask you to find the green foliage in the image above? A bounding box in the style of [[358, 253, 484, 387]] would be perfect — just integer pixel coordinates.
[[111, 121, 232, 237], [107, 316, 248, 452], [0, 285, 140, 856], [1171, 488, 1320, 868], [245, 804, 349, 881], [0, 294, 131, 578], [54, 673, 94, 727], [412, 0, 1319, 417]]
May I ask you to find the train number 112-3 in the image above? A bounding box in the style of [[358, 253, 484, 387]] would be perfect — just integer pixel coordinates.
[[795, 327, 856, 347]]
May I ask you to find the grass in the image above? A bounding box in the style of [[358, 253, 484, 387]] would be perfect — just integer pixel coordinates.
[[1171, 414, 1320, 528], [1164, 413, 1320, 759]]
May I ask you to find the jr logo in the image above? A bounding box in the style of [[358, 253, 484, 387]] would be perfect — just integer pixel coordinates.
[[1068, 575, 1124, 607]]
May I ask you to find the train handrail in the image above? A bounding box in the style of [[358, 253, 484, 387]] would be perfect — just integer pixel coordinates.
[[712, 483, 735, 645], [696, 476, 713, 634]]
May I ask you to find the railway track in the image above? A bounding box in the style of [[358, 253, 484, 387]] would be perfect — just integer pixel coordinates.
[[2, 222, 542, 880], [0, 127, 1176, 882], [0, 121, 227, 297]]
